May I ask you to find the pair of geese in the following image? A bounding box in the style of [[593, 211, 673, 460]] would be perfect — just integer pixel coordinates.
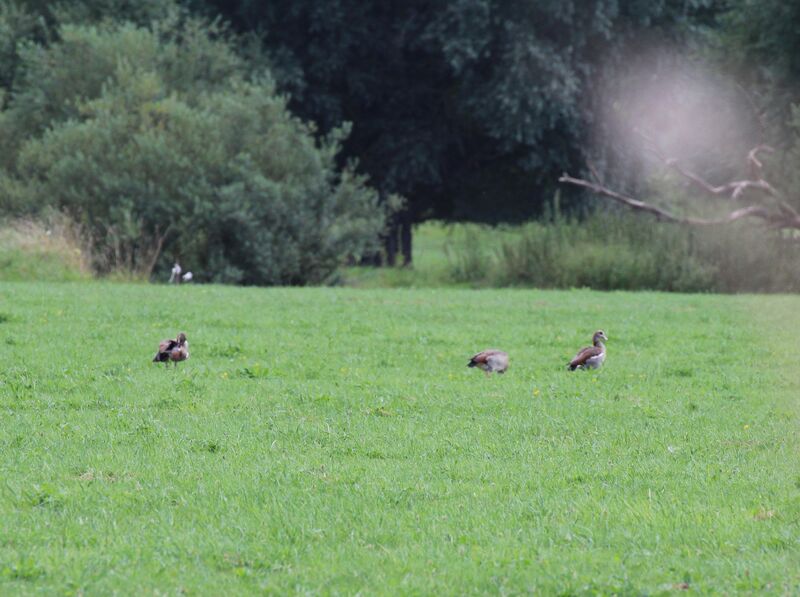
[[153, 330, 608, 374], [468, 330, 608, 375]]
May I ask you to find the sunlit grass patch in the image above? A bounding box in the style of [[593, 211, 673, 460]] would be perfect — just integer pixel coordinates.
[[0, 282, 798, 594], [0, 217, 91, 282]]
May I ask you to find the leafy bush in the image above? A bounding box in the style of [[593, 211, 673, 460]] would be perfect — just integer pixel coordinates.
[[445, 208, 800, 293], [0, 16, 389, 284]]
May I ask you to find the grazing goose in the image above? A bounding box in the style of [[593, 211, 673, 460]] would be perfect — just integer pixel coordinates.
[[153, 332, 189, 367], [468, 349, 509, 376], [568, 330, 607, 370]]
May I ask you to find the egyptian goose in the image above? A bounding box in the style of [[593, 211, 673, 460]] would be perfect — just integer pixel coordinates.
[[169, 262, 182, 283], [153, 332, 190, 367], [568, 330, 607, 370], [468, 349, 509, 376]]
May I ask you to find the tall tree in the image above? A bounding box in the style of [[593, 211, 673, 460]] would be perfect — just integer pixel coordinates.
[[716, 0, 800, 143], [197, 0, 718, 264], [558, 0, 800, 242]]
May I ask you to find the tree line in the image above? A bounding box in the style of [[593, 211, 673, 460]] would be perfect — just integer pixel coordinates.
[[1, 0, 798, 283]]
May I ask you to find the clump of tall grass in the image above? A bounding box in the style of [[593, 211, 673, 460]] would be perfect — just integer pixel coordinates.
[[0, 214, 92, 281], [446, 207, 800, 293]]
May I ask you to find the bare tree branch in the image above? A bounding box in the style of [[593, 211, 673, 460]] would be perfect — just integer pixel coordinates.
[[557, 173, 796, 228], [142, 224, 172, 279], [747, 144, 774, 178], [586, 160, 603, 184], [562, 90, 800, 233], [635, 129, 778, 200]]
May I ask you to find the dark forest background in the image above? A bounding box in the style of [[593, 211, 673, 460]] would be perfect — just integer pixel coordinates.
[[1, 0, 799, 286]]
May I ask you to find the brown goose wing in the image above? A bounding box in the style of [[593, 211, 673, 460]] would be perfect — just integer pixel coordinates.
[[569, 345, 601, 368], [153, 338, 178, 362], [159, 339, 178, 352], [469, 349, 503, 365]]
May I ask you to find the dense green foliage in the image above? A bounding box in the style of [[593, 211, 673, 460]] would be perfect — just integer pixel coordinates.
[[202, 0, 719, 224], [344, 216, 800, 293], [718, 0, 800, 142], [448, 214, 800, 293], [1, 282, 799, 593], [0, 5, 389, 284], [1, 0, 800, 286]]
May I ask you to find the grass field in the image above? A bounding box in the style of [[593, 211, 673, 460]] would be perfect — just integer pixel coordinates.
[[1, 282, 799, 594], [341, 222, 463, 288]]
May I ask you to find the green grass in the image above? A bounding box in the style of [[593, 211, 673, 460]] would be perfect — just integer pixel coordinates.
[[0, 219, 90, 282], [341, 218, 800, 293], [341, 222, 463, 287], [1, 282, 799, 594], [342, 221, 528, 288]]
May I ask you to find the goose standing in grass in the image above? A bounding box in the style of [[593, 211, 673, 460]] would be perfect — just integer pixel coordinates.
[[468, 349, 509, 376], [153, 332, 190, 367], [568, 330, 607, 370], [169, 262, 182, 284]]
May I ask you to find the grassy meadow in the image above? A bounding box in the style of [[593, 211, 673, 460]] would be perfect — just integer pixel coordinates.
[[342, 219, 800, 293], [1, 281, 799, 594]]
